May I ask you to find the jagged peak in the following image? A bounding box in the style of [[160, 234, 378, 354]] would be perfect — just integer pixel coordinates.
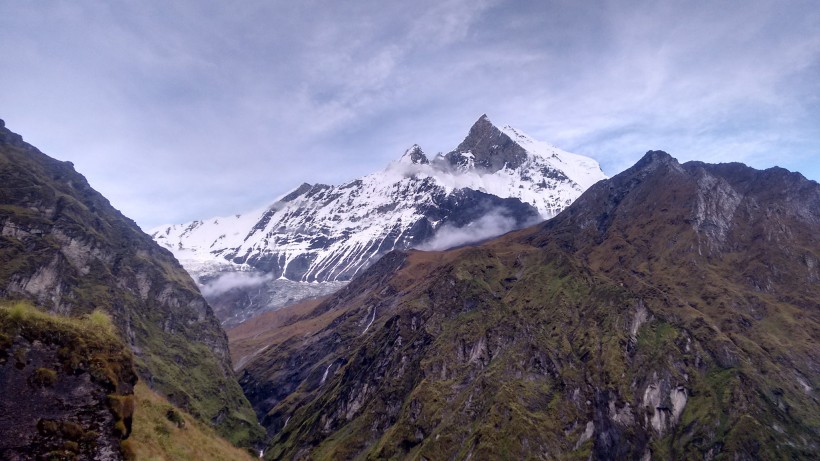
[[639, 150, 674, 165], [454, 114, 504, 147], [445, 114, 527, 171], [399, 144, 429, 165], [280, 182, 314, 202], [613, 150, 683, 180], [468, 113, 498, 135]]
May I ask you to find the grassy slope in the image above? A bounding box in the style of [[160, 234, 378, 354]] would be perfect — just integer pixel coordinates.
[[228, 296, 329, 370], [129, 382, 256, 461], [0, 301, 136, 459], [261, 242, 817, 459], [0, 301, 136, 394]]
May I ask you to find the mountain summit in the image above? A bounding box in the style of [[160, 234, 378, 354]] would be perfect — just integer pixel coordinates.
[[445, 114, 529, 171], [152, 115, 606, 325], [234, 151, 818, 460], [399, 144, 429, 165]]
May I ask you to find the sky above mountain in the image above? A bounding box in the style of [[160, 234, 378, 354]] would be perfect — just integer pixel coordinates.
[[1, 0, 818, 229]]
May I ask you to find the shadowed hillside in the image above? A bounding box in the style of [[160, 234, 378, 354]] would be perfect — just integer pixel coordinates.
[[0, 119, 263, 447]]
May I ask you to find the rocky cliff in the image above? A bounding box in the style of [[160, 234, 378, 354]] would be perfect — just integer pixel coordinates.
[[236, 151, 819, 460], [0, 303, 137, 460], [0, 119, 263, 446]]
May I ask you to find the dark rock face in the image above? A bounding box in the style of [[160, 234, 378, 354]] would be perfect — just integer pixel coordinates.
[[0, 118, 26, 148], [402, 145, 429, 165], [419, 188, 539, 231], [0, 343, 128, 461], [237, 151, 819, 460], [280, 183, 314, 202], [0, 309, 137, 461], [0, 121, 262, 445], [444, 114, 529, 172]]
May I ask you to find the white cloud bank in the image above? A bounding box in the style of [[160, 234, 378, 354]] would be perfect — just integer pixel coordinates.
[[200, 271, 273, 297], [417, 208, 524, 251]]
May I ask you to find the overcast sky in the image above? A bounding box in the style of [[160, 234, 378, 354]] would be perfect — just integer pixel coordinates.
[[2, 0, 818, 229]]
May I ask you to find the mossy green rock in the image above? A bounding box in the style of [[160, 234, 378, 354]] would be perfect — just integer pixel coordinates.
[[239, 152, 818, 459], [0, 121, 263, 446], [0, 304, 137, 459]]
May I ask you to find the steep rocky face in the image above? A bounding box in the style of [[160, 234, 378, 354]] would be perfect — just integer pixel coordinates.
[[237, 152, 818, 460], [0, 304, 137, 460], [0, 120, 262, 446], [152, 115, 606, 325], [401, 144, 429, 165], [444, 113, 529, 172]]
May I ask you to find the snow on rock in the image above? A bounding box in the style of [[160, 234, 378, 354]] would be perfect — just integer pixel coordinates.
[[150, 115, 606, 322]]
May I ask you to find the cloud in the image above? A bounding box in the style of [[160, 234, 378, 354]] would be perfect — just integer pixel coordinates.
[[200, 272, 274, 297], [417, 208, 523, 251], [0, 1, 818, 230], [497, 1, 820, 177]]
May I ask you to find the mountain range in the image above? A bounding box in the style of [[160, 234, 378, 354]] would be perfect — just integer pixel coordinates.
[[2, 114, 817, 460], [233, 151, 819, 460], [151, 115, 607, 326]]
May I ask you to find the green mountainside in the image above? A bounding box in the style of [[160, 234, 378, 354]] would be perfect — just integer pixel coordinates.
[[0, 119, 263, 447], [238, 151, 819, 460]]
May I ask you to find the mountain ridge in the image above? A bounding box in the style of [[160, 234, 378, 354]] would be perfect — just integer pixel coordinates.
[[234, 150, 818, 459]]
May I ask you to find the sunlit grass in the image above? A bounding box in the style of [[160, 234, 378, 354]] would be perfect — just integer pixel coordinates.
[[0, 301, 120, 345], [129, 382, 256, 461]]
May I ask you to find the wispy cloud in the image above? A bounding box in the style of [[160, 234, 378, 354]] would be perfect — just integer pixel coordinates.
[[200, 272, 274, 297], [417, 208, 523, 251], [1, 1, 817, 229]]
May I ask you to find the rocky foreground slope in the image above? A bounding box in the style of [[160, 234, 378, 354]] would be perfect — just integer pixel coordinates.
[[153, 115, 606, 326], [0, 304, 137, 460], [0, 119, 262, 446], [236, 151, 819, 460]]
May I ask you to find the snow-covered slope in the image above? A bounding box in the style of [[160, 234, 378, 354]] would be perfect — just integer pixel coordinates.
[[151, 115, 606, 324]]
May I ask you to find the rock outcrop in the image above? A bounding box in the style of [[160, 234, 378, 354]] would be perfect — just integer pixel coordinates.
[[444, 114, 529, 172], [0, 304, 137, 460]]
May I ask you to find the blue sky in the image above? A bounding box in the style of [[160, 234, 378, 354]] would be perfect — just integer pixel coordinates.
[[1, 0, 818, 229]]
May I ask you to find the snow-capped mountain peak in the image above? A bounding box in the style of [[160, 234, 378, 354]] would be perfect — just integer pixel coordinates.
[[151, 115, 607, 325], [498, 124, 606, 190], [398, 144, 429, 165]]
